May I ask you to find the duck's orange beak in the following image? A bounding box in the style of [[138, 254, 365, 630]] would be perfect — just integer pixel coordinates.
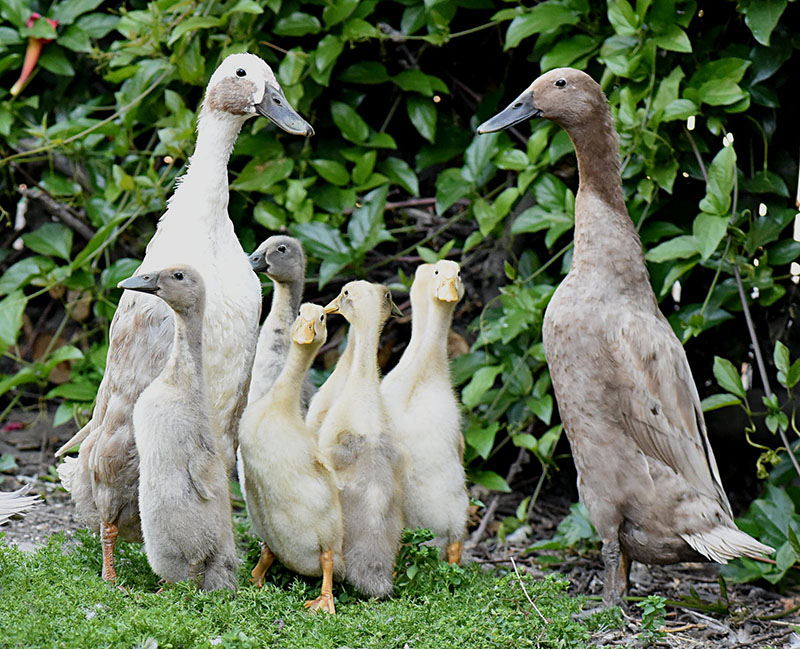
[[436, 277, 460, 302], [292, 320, 316, 345], [10, 14, 58, 98]]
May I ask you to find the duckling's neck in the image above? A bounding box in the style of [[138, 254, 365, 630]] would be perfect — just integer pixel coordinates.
[[264, 279, 304, 338], [270, 341, 317, 420], [418, 300, 454, 371], [167, 110, 246, 230], [565, 111, 650, 287], [390, 291, 427, 377], [162, 307, 205, 390], [347, 316, 383, 391]]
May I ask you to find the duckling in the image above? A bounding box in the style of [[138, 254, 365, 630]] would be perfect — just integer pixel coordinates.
[[239, 303, 343, 613], [55, 53, 313, 582], [0, 485, 40, 526], [382, 260, 469, 564], [247, 236, 315, 407], [317, 281, 406, 598], [119, 266, 237, 591], [305, 324, 355, 431], [478, 67, 773, 606]]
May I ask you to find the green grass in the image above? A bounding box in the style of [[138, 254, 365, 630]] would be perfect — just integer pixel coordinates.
[[0, 528, 618, 649]]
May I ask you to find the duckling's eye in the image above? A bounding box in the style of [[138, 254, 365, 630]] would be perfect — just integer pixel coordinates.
[[555, 78, 567, 88], [434, 269, 439, 275], [273, 96, 282, 106], [319, 314, 324, 322], [277, 244, 287, 253], [236, 68, 246, 77], [344, 289, 349, 296], [457, 271, 461, 277], [173, 272, 184, 280]]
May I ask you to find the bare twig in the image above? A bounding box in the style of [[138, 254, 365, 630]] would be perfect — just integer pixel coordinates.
[[510, 556, 549, 624], [17, 186, 94, 241]]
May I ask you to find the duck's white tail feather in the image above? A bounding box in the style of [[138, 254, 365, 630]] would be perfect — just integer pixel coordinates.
[[57, 456, 79, 494], [55, 422, 91, 457], [681, 526, 774, 564], [0, 485, 41, 526]]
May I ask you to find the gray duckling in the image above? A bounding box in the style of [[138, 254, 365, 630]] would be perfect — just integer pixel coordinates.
[[119, 266, 237, 591]]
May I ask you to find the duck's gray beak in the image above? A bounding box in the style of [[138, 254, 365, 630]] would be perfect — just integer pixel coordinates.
[[477, 88, 541, 134], [118, 272, 160, 294], [256, 84, 314, 137], [249, 248, 268, 273]]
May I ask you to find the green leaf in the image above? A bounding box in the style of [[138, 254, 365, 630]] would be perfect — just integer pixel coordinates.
[[331, 102, 369, 143], [323, 0, 358, 26], [232, 159, 294, 192], [167, 16, 222, 46], [46, 379, 98, 401], [309, 159, 350, 186], [661, 99, 697, 121], [0, 257, 56, 295], [0, 291, 27, 355], [693, 214, 728, 261], [435, 168, 471, 214], [742, 0, 787, 46], [540, 34, 600, 71], [699, 145, 736, 215], [348, 185, 392, 253], [607, 0, 638, 36], [495, 149, 529, 171], [273, 12, 321, 37], [469, 469, 511, 493], [37, 47, 75, 77], [22, 223, 74, 261], [784, 359, 800, 390], [700, 393, 742, 412], [774, 341, 791, 375], [504, 2, 580, 50], [339, 61, 390, 84], [406, 96, 436, 143], [464, 421, 500, 460], [222, 0, 264, 17], [654, 24, 691, 53], [462, 365, 503, 408], [527, 394, 553, 425], [313, 34, 344, 74], [49, 0, 104, 24], [713, 356, 746, 399], [379, 157, 419, 196], [57, 25, 92, 53]]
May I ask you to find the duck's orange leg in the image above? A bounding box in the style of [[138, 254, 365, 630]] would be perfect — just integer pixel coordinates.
[[250, 544, 274, 588], [100, 521, 119, 582], [304, 549, 336, 614], [446, 540, 463, 565]]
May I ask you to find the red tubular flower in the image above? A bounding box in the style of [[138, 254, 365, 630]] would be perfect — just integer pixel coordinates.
[[9, 12, 59, 97]]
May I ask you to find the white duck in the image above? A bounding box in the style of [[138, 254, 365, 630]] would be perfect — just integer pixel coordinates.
[[239, 303, 344, 613], [478, 67, 773, 606], [317, 281, 406, 598], [382, 260, 469, 564], [56, 52, 313, 582]]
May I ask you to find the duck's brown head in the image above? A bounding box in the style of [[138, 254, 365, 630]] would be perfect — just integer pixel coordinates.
[[204, 53, 313, 136], [477, 68, 605, 134]]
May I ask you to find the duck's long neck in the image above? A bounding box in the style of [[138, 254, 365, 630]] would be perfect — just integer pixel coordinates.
[[418, 300, 453, 372], [162, 308, 205, 391], [565, 111, 649, 286], [167, 109, 246, 230], [347, 315, 383, 391], [391, 291, 426, 376], [270, 341, 316, 421]]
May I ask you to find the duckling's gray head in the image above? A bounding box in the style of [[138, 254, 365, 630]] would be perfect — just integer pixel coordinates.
[[477, 68, 603, 133], [249, 235, 306, 282], [204, 53, 314, 136], [118, 265, 205, 313]]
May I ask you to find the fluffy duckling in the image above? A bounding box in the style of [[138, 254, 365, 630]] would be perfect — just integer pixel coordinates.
[[382, 260, 469, 564], [317, 281, 406, 598], [120, 266, 237, 591], [247, 236, 315, 407], [56, 53, 313, 582], [478, 67, 773, 606], [239, 303, 343, 613], [305, 323, 355, 431]]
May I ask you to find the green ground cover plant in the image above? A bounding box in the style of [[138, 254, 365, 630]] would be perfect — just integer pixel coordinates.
[[1, 0, 799, 590], [0, 527, 616, 649]]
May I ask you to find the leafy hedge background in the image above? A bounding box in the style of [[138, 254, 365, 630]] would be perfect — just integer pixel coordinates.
[[1, 0, 799, 583]]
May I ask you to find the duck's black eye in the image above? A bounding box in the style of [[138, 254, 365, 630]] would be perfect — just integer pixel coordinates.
[[319, 314, 324, 322], [434, 269, 439, 275], [173, 272, 184, 280], [555, 78, 567, 88], [513, 102, 522, 109], [273, 96, 282, 106], [344, 289, 349, 296], [236, 68, 246, 77], [277, 244, 287, 253]]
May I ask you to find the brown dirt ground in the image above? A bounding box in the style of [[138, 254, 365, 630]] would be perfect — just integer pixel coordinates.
[[2, 410, 800, 648]]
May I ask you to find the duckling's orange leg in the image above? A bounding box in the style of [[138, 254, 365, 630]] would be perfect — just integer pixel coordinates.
[[100, 521, 119, 582], [446, 541, 463, 565], [250, 544, 274, 588], [304, 549, 336, 614]]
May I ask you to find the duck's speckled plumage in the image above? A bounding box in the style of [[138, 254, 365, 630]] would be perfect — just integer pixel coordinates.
[[479, 67, 772, 606], [56, 53, 312, 581]]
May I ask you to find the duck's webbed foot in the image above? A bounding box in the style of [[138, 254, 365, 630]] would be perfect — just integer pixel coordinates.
[[250, 544, 274, 588], [100, 521, 119, 582], [601, 536, 631, 610], [446, 540, 463, 565], [304, 549, 336, 614]]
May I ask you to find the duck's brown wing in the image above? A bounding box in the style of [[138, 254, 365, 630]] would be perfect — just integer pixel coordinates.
[[606, 310, 730, 513], [60, 289, 174, 526]]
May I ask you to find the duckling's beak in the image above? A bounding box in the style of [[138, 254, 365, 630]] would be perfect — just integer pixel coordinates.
[[292, 320, 316, 345], [248, 249, 268, 272], [324, 294, 342, 315], [477, 88, 541, 134], [256, 84, 314, 137], [390, 299, 403, 318], [118, 273, 160, 294], [436, 278, 460, 302]]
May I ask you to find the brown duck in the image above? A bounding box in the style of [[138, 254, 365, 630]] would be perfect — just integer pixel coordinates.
[[478, 67, 773, 607]]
